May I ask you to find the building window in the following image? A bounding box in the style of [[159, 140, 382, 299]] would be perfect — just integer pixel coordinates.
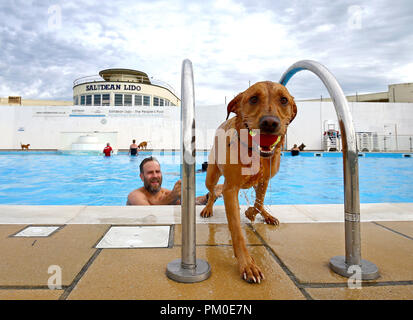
[[135, 94, 143, 106], [124, 94, 132, 106], [153, 97, 159, 106], [94, 94, 101, 106], [115, 94, 123, 106], [159, 98, 164, 106], [74, 96, 78, 105], [80, 96, 85, 105], [143, 95, 151, 106], [86, 95, 92, 106], [165, 99, 170, 106], [102, 94, 110, 106]]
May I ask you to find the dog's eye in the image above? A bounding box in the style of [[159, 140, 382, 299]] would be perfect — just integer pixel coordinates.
[[280, 97, 288, 105], [249, 96, 259, 105]]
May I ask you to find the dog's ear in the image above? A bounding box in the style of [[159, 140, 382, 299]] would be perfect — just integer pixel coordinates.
[[226, 93, 242, 120], [289, 99, 297, 124]]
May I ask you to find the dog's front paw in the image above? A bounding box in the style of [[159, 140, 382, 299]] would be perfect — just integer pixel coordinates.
[[200, 206, 213, 218], [239, 257, 264, 284], [256, 207, 279, 225], [245, 207, 259, 222], [263, 214, 279, 226]]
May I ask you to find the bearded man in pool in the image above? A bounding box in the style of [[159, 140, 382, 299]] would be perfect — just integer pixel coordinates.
[[127, 157, 223, 206]]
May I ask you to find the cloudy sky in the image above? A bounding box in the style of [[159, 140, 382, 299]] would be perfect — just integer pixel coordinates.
[[0, 0, 412, 105]]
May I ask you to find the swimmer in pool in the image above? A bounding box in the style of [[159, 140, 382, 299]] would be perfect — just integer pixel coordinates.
[[128, 139, 139, 156], [291, 144, 300, 156], [126, 156, 223, 205]]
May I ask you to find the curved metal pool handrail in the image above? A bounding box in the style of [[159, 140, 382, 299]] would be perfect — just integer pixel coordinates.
[[181, 59, 196, 268], [280, 60, 379, 280], [166, 59, 211, 283], [280, 60, 359, 215]]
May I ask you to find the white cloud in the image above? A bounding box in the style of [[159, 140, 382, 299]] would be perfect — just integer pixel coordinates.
[[315, 24, 335, 33], [391, 63, 413, 83], [0, 0, 412, 104], [49, 0, 301, 103]]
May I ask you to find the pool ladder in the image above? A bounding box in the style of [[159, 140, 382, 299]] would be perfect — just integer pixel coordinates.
[[280, 60, 379, 280], [166, 59, 379, 283]]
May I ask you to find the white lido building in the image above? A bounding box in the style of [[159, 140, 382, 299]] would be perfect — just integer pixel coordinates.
[[0, 67, 412, 152], [73, 68, 180, 108]]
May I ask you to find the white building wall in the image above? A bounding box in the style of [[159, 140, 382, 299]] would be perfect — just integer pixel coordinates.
[[287, 101, 413, 150], [286, 102, 323, 151], [0, 102, 412, 151]]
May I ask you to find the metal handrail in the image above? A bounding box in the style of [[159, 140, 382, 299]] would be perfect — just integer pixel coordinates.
[[151, 78, 179, 97], [280, 60, 379, 280], [73, 75, 103, 87], [166, 59, 211, 283]]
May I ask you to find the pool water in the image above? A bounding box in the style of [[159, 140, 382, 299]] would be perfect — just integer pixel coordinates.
[[0, 152, 412, 206]]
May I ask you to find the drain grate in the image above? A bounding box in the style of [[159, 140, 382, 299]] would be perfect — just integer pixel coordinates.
[[12, 226, 61, 237], [95, 226, 171, 249]]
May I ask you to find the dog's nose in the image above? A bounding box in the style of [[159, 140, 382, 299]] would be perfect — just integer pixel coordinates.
[[259, 116, 280, 133]]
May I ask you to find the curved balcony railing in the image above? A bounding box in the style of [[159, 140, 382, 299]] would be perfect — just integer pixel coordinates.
[[73, 75, 104, 87], [73, 75, 178, 97]]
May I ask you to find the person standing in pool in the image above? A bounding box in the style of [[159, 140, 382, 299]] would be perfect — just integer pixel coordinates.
[[103, 143, 113, 157], [129, 139, 139, 156], [126, 156, 222, 205], [291, 144, 300, 156]]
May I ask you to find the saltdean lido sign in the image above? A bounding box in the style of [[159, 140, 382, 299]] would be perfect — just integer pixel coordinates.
[[85, 84, 142, 91], [32, 106, 174, 119]]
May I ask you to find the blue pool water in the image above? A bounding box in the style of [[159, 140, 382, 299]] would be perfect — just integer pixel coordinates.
[[0, 151, 412, 206]]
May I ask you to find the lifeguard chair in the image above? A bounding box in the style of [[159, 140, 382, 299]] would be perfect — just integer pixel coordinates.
[[323, 121, 341, 151]]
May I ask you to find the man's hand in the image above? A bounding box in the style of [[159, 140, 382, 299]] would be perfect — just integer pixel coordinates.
[[168, 179, 181, 204]]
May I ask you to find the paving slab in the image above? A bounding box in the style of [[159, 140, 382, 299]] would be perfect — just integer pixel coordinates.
[[307, 285, 413, 300], [0, 289, 63, 300], [0, 225, 28, 238], [253, 222, 413, 283], [0, 224, 108, 286], [66, 246, 306, 300], [173, 224, 262, 245], [265, 205, 316, 223], [68, 205, 181, 224], [293, 204, 343, 222], [387, 202, 413, 213], [360, 203, 413, 221], [376, 221, 413, 239], [1, 203, 412, 225], [0, 205, 85, 224]]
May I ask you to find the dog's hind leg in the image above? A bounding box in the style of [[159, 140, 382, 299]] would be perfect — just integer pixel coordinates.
[[200, 162, 221, 218], [245, 180, 279, 225]]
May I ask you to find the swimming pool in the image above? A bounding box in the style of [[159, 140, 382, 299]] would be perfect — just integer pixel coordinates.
[[0, 151, 411, 206]]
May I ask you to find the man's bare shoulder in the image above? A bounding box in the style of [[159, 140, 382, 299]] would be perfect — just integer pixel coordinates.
[[127, 188, 150, 205]]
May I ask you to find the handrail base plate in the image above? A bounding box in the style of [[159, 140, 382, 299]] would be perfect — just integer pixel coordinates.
[[329, 256, 380, 280], [166, 258, 211, 283]]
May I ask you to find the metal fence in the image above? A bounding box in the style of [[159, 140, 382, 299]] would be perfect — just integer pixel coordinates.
[[356, 133, 413, 152]]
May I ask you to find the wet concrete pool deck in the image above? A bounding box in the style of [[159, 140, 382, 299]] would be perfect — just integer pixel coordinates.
[[0, 203, 412, 300]]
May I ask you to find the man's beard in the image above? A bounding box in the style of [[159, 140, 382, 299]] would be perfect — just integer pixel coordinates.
[[144, 176, 162, 194]]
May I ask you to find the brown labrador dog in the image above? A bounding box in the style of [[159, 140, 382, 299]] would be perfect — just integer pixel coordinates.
[[200, 81, 297, 283], [20, 143, 30, 151], [138, 141, 148, 150]]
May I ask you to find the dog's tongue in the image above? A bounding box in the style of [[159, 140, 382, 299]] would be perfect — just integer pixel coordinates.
[[252, 133, 279, 147]]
